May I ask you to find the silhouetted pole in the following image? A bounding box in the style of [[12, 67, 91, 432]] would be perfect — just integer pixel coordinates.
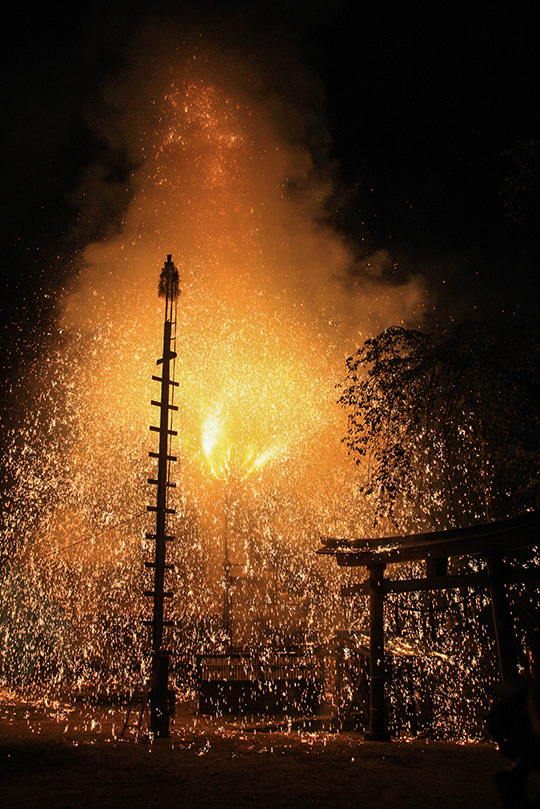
[[146, 255, 180, 737], [365, 563, 390, 740], [486, 554, 520, 682]]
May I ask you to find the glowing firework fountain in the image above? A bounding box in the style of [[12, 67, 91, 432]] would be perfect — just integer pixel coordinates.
[[1, 36, 515, 739], [145, 255, 180, 737], [200, 411, 285, 650]]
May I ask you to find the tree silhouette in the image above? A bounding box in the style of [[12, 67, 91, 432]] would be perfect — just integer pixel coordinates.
[[338, 320, 540, 529]]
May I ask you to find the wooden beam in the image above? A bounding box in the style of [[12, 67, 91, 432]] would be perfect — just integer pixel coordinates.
[[342, 573, 487, 597], [150, 425, 178, 436], [486, 554, 520, 682], [320, 511, 540, 553], [365, 564, 390, 741], [149, 451, 177, 461], [152, 375, 179, 387], [151, 400, 179, 411], [341, 567, 540, 597], [334, 524, 539, 567]]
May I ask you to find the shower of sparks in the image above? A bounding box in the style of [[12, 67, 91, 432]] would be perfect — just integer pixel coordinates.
[[0, 43, 511, 739], [201, 407, 285, 481]]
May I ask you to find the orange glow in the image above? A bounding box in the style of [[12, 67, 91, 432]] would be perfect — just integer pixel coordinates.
[[1, 37, 433, 712], [201, 407, 285, 481], [0, 32, 513, 745]]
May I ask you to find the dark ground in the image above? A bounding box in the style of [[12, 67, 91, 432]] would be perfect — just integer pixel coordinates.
[[1, 687, 527, 809]]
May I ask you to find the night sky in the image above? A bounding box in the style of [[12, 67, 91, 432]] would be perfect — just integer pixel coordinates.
[[1, 0, 539, 383]]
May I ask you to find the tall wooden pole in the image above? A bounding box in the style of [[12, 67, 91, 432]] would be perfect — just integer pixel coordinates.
[[486, 554, 520, 682], [365, 563, 390, 740], [146, 255, 179, 737]]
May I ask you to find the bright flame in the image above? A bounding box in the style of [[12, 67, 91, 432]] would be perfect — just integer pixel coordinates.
[[201, 408, 285, 481], [1, 29, 457, 736], [201, 411, 223, 462]]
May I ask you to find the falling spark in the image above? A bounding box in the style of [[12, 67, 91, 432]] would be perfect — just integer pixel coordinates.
[[201, 410, 285, 481], [0, 30, 507, 740]]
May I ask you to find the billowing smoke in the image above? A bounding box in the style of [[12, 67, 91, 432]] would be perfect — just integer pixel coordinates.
[[1, 15, 429, 692], [65, 18, 426, 338], [58, 16, 427, 490]]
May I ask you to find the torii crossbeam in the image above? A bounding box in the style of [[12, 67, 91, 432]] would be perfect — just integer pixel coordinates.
[[318, 511, 540, 740]]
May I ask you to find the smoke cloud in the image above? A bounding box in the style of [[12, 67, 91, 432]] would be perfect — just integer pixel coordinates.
[[10, 12, 430, 560], [53, 13, 430, 533], [63, 16, 426, 343], [0, 10, 430, 687]]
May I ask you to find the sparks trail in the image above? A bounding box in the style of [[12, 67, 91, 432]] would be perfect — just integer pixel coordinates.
[[0, 40, 524, 739], [31, 511, 147, 562]]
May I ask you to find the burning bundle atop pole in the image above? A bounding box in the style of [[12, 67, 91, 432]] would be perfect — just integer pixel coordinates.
[[145, 254, 180, 737]]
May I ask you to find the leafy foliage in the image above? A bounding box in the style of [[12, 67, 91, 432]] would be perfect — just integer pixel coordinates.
[[338, 321, 540, 528]]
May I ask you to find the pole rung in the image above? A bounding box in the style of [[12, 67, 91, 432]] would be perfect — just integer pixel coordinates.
[[150, 400, 179, 411], [145, 532, 175, 541], [142, 619, 174, 626], [145, 561, 174, 569], [148, 479, 176, 487], [152, 375, 179, 387], [143, 620, 174, 627], [156, 352, 177, 365], [149, 452, 177, 461], [143, 591, 174, 598], [149, 426, 178, 436], [146, 506, 176, 514]]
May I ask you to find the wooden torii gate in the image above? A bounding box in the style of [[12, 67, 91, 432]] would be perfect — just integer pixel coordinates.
[[318, 511, 540, 740]]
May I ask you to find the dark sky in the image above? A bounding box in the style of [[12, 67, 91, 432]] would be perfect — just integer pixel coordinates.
[[1, 0, 539, 371]]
